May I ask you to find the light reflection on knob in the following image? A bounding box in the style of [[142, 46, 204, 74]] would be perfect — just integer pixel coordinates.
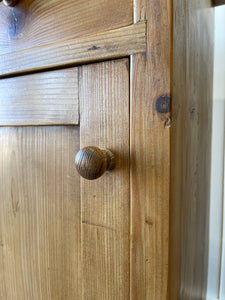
[[0, 0, 18, 7]]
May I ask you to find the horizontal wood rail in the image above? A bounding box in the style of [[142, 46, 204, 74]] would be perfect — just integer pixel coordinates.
[[0, 22, 146, 78], [214, 0, 225, 6]]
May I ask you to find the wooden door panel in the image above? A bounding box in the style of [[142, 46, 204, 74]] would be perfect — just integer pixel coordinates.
[[0, 58, 130, 299], [0, 0, 133, 55], [80, 59, 130, 299], [0, 69, 79, 126], [0, 126, 81, 300]]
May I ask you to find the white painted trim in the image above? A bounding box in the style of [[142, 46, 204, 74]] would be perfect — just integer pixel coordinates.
[[207, 5, 225, 300], [219, 126, 225, 298], [207, 100, 225, 300]]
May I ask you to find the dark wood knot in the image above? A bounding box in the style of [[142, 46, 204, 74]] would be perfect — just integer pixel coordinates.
[[75, 146, 115, 180]]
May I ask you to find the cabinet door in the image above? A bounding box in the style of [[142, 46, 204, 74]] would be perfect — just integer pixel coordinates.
[[0, 58, 130, 299]]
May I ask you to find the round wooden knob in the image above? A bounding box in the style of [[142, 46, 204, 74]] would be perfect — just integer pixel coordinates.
[[0, 0, 18, 7], [75, 146, 115, 180]]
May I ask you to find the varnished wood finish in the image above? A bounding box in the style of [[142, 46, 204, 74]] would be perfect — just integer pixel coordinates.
[[0, 69, 79, 126], [75, 147, 115, 180], [0, 0, 215, 297], [169, 1, 214, 299], [0, 22, 146, 78], [0, 0, 132, 55], [0, 0, 18, 7], [0, 126, 81, 299], [130, 53, 146, 300], [130, 0, 171, 299], [214, 0, 225, 5], [79, 59, 130, 299]]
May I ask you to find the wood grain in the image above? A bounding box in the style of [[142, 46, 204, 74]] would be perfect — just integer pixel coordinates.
[[0, 0, 132, 55], [0, 22, 146, 78], [79, 59, 130, 299], [169, 1, 214, 299], [214, 0, 225, 6], [0, 68, 79, 126], [130, 53, 146, 300], [0, 126, 81, 299], [75, 147, 115, 180], [130, 0, 171, 299]]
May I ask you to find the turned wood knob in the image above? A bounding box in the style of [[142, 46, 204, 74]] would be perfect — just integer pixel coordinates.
[[0, 0, 18, 7], [75, 146, 115, 180]]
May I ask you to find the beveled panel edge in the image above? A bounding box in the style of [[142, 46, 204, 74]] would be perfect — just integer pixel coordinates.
[[0, 22, 146, 78]]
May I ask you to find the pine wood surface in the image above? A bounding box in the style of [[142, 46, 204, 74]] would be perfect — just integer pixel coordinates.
[[0, 22, 146, 78], [169, 1, 214, 299], [0, 126, 81, 300], [0, 59, 131, 299], [0, 0, 133, 55], [130, 0, 171, 299], [130, 53, 146, 300], [79, 59, 130, 299], [0, 68, 79, 126]]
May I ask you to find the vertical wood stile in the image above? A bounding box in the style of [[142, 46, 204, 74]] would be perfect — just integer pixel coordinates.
[[131, 0, 171, 299], [79, 59, 130, 299]]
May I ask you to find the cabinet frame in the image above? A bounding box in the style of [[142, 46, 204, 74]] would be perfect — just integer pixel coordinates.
[[0, 0, 172, 298]]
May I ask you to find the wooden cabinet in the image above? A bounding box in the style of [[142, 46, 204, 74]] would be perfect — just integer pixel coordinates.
[[0, 0, 217, 298], [0, 0, 173, 299]]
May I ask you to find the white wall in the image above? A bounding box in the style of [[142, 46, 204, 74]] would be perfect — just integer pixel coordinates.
[[207, 5, 225, 300]]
